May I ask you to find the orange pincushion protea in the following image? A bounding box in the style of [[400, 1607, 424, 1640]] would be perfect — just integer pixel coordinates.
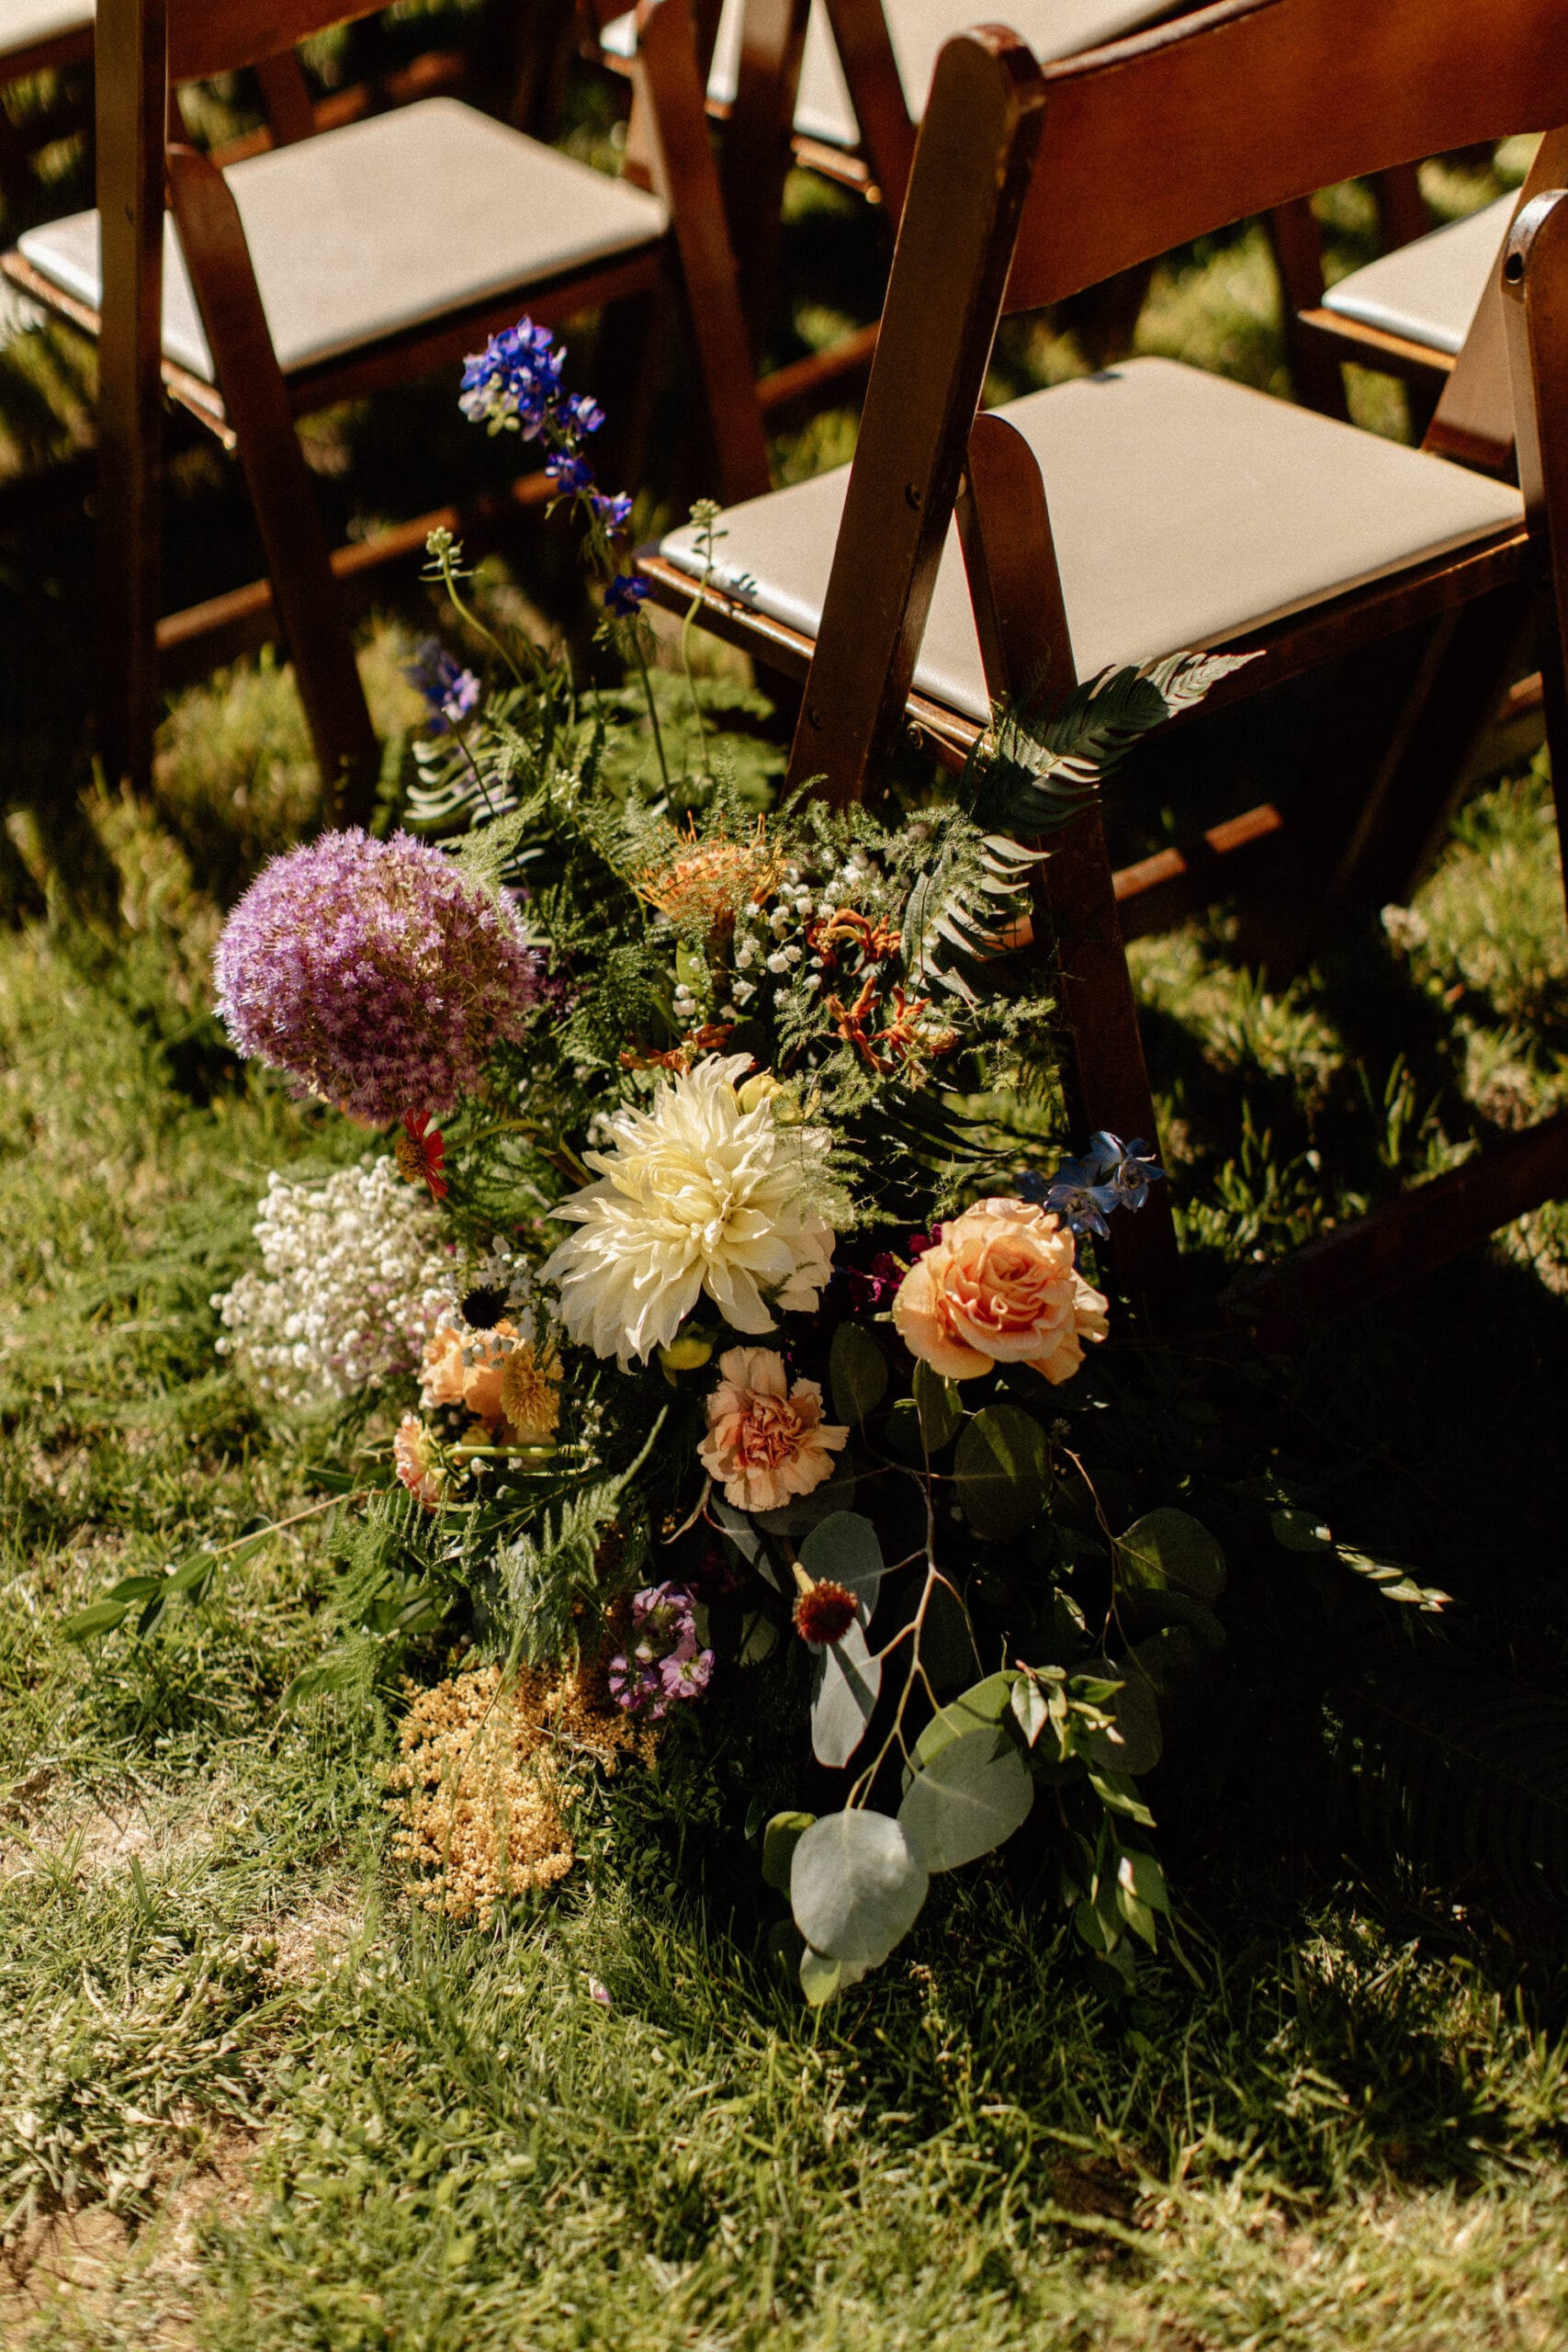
[[637, 819, 783, 940]]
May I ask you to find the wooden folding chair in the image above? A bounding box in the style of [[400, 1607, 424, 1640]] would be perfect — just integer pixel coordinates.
[[0, 6, 474, 211], [1272, 143, 1568, 443], [607, 0, 1181, 207], [597, 0, 1190, 422], [0, 2, 94, 209], [637, 0, 1568, 1332], [1, 0, 770, 816]]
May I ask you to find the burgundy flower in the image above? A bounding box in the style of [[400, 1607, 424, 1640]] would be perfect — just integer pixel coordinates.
[[793, 1579, 858, 1647]]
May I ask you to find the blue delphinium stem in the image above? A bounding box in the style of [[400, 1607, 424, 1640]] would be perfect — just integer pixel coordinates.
[[457, 317, 671, 791]]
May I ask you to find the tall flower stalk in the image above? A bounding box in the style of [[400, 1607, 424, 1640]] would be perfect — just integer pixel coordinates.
[[450, 317, 669, 788]]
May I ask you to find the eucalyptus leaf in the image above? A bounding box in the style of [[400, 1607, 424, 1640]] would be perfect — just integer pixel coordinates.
[[751, 1463, 859, 1536], [1115, 1845, 1169, 1917], [799, 1945, 872, 2007], [829, 1321, 888, 1426], [1086, 1768, 1156, 1826], [1116, 1884, 1158, 1948], [907, 1672, 1017, 1780], [954, 1405, 1048, 1541], [898, 1727, 1034, 1873], [791, 1809, 930, 1963], [710, 1496, 766, 1568], [1337, 1547, 1452, 1612], [1114, 1509, 1226, 1602], [799, 1511, 885, 1609], [762, 1810, 816, 1893], [809, 1618, 882, 1768], [1127, 1623, 1209, 1697], [1271, 1507, 1334, 1553], [739, 1611, 779, 1664], [913, 1361, 964, 1453], [884, 1400, 924, 1464], [1074, 1657, 1163, 1776], [920, 1578, 982, 1693], [1011, 1675, 1051, 1747]]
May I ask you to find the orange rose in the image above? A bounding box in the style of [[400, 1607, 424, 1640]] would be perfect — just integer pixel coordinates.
[[697, 1346, 849, 1512], [892, 1198, 1108, 1385]]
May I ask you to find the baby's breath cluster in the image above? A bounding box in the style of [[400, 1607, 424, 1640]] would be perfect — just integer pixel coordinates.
[[214, 1160, 450, 1408]]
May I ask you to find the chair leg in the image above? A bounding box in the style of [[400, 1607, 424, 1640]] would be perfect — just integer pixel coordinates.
[[955, 413, 1179, 1311], [1501, 187, 1568, 930], [1234, 624, 1439, 978], [1265, 200, 1350, 422], [1039, 811, 1182, 1312], [166, 144, 378, 823], [1322, 586, 1532, 916], [95, 0, 169, 798]]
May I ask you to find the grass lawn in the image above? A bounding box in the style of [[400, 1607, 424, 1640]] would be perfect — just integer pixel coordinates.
[[3, 29, 1568, 2345]]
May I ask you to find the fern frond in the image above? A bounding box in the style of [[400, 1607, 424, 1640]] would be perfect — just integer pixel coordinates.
[[964, 648, 1259, 836], [901, 828, 1042, 1001]]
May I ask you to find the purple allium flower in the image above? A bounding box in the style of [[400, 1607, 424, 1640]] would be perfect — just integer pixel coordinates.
[[604, 573, 649, 619], [404, 640, 480, 734], [214, 829, 544, 1123]]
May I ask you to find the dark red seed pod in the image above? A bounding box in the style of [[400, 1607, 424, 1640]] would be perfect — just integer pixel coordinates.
[[793, 1578, 858, 1646]]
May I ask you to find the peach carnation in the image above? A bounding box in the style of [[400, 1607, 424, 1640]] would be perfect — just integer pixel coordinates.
[[696, 1346, 849, 1512], [892, 1197, 1108, 1385]]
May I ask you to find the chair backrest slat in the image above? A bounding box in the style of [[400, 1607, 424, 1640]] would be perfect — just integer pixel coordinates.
[[166, 0, 385, 83], [1008, 0, 1568, 312]]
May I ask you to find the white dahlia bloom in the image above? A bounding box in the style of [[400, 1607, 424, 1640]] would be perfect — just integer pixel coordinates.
[[540, 1056, 843, 1366]]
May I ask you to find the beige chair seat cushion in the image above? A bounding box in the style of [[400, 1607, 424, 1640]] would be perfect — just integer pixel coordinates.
[[1, 0, 92, 58], [1321, 192, 1514, 356], [604, 0, 1168, 150], [658, 356, 1523, 724], [16, 96, 667, 383]]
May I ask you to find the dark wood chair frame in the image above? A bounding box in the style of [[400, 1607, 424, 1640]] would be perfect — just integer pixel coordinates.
[[5, 0, 771, 817], [638, 0, 1568, 1336], [615, 0, 1204, 427], [1269, 153, 1556, 436]]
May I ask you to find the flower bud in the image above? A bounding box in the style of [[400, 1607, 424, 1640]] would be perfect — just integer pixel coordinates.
[[660, 1332, 715, 1373], [737, 1071, 783, 1113]]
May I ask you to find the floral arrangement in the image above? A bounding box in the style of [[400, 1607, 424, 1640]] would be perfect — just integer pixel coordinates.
[[79, 322, 1275, 2001]]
